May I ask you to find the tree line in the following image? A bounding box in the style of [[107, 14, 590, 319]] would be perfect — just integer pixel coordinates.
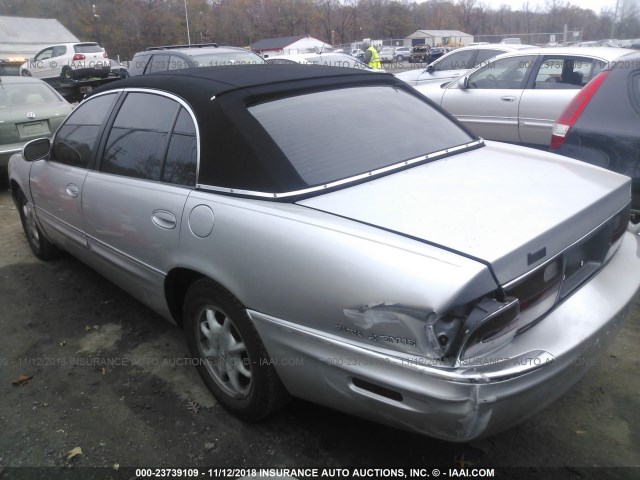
[[0, 0, 637, 61]]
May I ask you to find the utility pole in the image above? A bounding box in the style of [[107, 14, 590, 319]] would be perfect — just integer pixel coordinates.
[[184, 0, 191, 45], [611, 0, 620, 38]]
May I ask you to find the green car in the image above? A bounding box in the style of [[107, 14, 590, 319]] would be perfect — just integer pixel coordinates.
[[0, 76, 73, 187]]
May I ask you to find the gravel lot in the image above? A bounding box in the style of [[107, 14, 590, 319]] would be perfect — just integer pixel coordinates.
[[0, 182, 639, 480]]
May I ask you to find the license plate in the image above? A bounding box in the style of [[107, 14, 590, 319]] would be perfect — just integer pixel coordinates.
[[17, 121, 49, 138]]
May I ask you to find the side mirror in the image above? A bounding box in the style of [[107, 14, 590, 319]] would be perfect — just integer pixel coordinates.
[[426, 64, 434, 73], [22, 138, 51, 162], [460, 77, 470, 89]]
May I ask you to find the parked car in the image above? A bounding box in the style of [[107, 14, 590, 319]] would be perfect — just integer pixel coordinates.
[[409, 45, 431, 63], [396, 44, 533, 87], [0, 76, 73, 187], [551, 51, 640, 208], [415, 47, 634, 146], [572, 41, 612, 48], [20, 42, 110, 80], [500, 38, 522, 45], [378, 47, 396, 64], [109, 59, 129, 78], [394, 46, 412, 62], [128, 43, 265, 76], [8, 64, 640, 441], [350, 48, 364, 60], [428, 46, 448, 60], [266, 52, 377, 71]]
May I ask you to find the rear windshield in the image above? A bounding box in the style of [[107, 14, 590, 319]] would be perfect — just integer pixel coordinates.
[[0, 82, 61, 107], [190, 51, 265, 67], [249, 86, 474, 186], [75, 43, 103, 53]]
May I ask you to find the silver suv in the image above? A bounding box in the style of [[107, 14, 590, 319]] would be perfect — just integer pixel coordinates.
[[128, 43, 265, 76]]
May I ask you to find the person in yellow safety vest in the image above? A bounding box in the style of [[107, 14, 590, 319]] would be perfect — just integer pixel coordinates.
[[362, 41, 382, 69]]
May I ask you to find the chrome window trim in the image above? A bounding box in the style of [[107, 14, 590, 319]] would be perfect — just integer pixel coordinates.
[[196, 139, 484, 199], [87, 88, 201, 186]]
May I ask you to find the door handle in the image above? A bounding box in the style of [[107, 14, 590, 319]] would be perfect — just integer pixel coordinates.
[[500, 96, 516, 102], [152, 210, 177, 230], [65, 184, 79, 198]]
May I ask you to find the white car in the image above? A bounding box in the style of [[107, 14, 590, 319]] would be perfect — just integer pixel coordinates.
[[20, 42, 110, 80], [396, 44, 533, 87], [415, 47, 634, 146]]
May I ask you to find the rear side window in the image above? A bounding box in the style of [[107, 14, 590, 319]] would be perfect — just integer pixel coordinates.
[[51, 93, 118, 168], [433, 50, 475, 71], [101, 93, 197, 186], [474, 49, 505, 66], [533, 57, 596, 89], [169, 55, 190, 70], [52, 45, 67, 57], [249, 86, 473, 186]]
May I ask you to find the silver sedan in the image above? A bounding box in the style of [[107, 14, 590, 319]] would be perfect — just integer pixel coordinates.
[[8, 64, 640, 441], [415, 47, 634, 146]]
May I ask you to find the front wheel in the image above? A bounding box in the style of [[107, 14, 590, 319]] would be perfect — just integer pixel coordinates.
[[21, 69, 31, 77], [16, 190, 59, 260], [183, 279, 289, 421]]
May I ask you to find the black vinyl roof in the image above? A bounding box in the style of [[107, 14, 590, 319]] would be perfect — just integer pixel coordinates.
[[91, 64, 413, 195]]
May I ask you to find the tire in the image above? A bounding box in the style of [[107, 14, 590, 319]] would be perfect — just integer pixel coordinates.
[[397, 55, 405, 62], [61, 66, 74, 80], [21, 69, 31, 77], [16, 190, 59, 260], [183, 279, 289, 421]]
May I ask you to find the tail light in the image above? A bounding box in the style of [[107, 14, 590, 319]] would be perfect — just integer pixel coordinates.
[[103, 52, 108, 59], [72, 53, 86, 61], [550, 71, 609, 150]]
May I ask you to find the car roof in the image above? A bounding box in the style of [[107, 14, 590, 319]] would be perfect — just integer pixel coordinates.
[[490, 46, 635, 60], [141, 44, 249, 56], [91, 64, 404, 195]]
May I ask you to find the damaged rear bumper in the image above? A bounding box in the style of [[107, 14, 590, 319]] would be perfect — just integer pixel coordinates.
[[248, 232, 640, 442]]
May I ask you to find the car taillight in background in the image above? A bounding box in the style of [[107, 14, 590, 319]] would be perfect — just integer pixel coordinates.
[[72, 53, 86, 61], [550, 71, 610, 150], [103, 52, 109, 59]]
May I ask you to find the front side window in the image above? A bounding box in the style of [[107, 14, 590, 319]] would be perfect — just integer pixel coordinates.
[[35, 48, 53, 61], [100, 93, 197, 186], [249, 86, 473, 187], [149, 54, 170, 73], [51, 93, 118, 168], [467, 55, 535, 89]]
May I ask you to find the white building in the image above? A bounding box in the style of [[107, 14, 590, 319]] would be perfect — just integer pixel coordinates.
[[405, 30, 473, 47], [251, 34, 331, 57], [0, 16, 80, 61]]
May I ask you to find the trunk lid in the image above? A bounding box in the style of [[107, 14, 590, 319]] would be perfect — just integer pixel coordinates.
[[298, 141, 630, 284]]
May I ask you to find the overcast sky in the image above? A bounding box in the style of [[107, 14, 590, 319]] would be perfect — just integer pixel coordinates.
[[435, 0, 619, 15]]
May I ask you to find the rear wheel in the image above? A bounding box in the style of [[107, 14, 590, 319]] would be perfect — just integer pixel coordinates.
[[16, 190, 59, 260], [183, 279, 289, 421], [61, 66, 74, 80]]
